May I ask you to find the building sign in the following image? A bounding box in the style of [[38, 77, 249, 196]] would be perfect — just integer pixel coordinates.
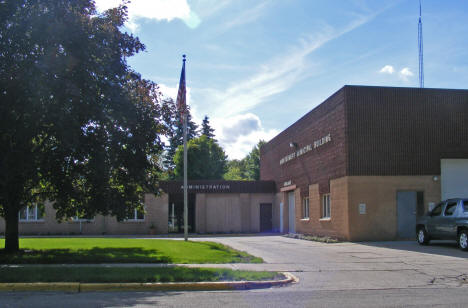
[[280, 133, 332, 165], [161, 180, 275, 194], [180, 184, 231, 190], [283, 180, 292, 187]]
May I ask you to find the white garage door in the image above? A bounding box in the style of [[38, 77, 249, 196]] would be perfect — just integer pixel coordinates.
[[441, 159, 468, 200]]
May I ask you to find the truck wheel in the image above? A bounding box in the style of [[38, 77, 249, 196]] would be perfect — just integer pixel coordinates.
[[417, 227, 430, 245], [458, 230, 468, 251]]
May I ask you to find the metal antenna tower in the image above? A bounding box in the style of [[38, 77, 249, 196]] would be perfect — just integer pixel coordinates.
[[418, 0, 424, 88]]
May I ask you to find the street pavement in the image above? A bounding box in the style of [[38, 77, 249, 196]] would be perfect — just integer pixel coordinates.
[[1, 235, 468, 307]]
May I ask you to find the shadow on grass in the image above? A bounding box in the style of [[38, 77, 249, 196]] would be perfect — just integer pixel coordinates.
[[0, 247, 172, 264], [0, 266, 280, 283]]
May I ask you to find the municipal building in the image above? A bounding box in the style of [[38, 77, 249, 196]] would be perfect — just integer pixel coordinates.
[[2, 86, 468, 241]]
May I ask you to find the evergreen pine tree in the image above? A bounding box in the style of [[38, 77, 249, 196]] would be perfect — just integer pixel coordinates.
[[201, 115, 216, 140], [163, 99, 199, 171]]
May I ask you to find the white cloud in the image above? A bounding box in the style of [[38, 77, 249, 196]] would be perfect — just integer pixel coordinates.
[[191, 8, 392, 159], [221, 1, 269, 32], [211, 113, 279, 160], [158, 83, 178, 101], [399, 67, 414, 81], [379, 65, 395, 74], [200, 11, 383, 119], [94, 0, 201, 31], [190, 0, 234, 19]]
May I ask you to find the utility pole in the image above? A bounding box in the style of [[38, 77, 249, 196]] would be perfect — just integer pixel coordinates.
[[418, 0, 424, 88]]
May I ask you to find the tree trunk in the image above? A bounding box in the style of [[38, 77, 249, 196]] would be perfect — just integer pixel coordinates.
[[4, 208, 19, 252]]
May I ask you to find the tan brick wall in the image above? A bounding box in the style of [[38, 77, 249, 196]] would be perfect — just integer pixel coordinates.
[[295, 177, 349, 240], [291, 175, 440, 241], [294, 188, 301, 233], [1, 192, 277, 235], [195, 193, 207, 233], [347, 175, 440, 241], [0, 193, 168, 235], [196, 193, 275, 233], [272, 193, 282, 232], [250, 193, 276, 232]]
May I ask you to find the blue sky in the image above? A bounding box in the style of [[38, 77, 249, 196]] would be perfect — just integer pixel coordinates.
[[95, 0, 468, 159]]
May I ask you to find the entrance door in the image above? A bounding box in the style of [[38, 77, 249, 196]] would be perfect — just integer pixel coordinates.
[[397, 191, 420, 239], [260, 203, 273, 232], [168, 193, 196, 233], [288, 192, 295, 233]]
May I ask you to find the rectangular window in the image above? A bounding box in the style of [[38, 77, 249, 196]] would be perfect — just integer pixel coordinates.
[[322, 194, 331, 218], [18, 204, 45, 221], [302, 197, 310, 219], [126, 208, 145, 221]]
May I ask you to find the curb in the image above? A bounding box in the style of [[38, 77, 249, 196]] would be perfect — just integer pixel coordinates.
[[0, 272, 298, 292]]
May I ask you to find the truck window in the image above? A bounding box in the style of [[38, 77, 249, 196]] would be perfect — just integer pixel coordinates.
[[431, 203, 443, 216], [464, 201, 468, 213], [444, 202, 457, 216]]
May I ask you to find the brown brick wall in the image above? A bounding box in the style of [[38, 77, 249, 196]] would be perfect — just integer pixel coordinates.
[[346, 86, 468, 175], [260, 88, 347, 195], [261, 86, 468, 193]]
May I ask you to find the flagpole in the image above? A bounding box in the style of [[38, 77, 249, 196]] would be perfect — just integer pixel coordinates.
[[182, 55, 188, 242], [183, 112, 188, 241]]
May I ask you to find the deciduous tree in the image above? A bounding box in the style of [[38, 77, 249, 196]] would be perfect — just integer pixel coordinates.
[[0, 0, 164, 251], [174, 135, 227, 180], [223, 159, 247, 180], [223, 140, 266, 181]]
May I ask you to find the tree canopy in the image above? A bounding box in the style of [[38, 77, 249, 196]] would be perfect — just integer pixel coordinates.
[[223, 159, 248, 180], [245, 140, 266, 181], [0, 0, 164, 251], [223, 140, 266, 181], [174, 135, 227, 180]]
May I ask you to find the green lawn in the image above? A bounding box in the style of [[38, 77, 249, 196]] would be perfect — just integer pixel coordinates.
[[0, 238, 263, 264], [0, 266, 280, 283]]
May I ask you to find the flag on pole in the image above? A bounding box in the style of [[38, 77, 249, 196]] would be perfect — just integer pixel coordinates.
[[176, 55, 187, 117], [176, 54, 189, 241]]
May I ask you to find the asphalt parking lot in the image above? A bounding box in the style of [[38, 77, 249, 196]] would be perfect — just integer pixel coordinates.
[[188, 235, 468, 291], [1, 235, 468, 307]]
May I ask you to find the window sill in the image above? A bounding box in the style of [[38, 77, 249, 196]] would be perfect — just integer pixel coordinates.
[[319, 217, 331, 222], [300, 218, 310, 221]]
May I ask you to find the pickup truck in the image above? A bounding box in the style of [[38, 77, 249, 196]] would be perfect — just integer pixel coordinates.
[[416, 198, 468, 251]]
